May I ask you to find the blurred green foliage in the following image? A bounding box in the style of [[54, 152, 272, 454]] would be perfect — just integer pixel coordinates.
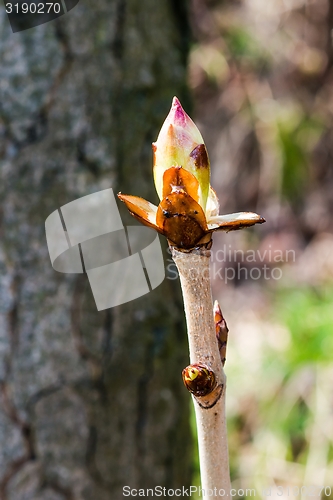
[[275, 287, 333, 369], [228, 285, 333, 495], [278, 117, 324, 203], [224, 26, 270, 70]]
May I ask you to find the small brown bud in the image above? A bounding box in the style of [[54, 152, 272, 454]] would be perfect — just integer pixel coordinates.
[[214, 300, 229, 366], [182, 364, 216, 397]]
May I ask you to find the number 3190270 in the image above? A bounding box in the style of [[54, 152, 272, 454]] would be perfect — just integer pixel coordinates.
[[5, 3, 61, 14]]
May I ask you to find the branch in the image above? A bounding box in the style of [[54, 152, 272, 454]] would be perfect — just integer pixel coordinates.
[[171, 245, 231, 497]]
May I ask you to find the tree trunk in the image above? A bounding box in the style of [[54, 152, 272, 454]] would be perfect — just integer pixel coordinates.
[[0, 1, 192, 499]]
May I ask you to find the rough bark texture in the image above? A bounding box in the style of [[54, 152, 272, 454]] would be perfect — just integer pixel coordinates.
[[0, 1, 192, 499]]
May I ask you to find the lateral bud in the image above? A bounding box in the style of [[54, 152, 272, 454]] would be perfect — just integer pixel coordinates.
[[214, 300, 229, 366], [182, 364, 216, 397]]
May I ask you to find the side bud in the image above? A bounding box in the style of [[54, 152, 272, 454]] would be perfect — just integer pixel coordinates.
[[182, 364, 216, 397]]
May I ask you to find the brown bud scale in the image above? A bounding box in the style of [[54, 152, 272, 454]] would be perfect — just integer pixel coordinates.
[[189, 144, 209, 169]]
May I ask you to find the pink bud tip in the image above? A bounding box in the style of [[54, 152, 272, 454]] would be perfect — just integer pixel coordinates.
[[170, 96, 187, 127]]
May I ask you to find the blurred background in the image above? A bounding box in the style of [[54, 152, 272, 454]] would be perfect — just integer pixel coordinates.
[[188, 0, 333, 497], [0, 0, 333, 499]]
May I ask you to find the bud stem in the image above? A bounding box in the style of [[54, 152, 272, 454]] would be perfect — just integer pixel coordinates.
[[171, 245, 231, 497]]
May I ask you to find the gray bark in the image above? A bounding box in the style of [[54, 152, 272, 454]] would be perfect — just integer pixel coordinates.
[[0, 1, 192, 498]]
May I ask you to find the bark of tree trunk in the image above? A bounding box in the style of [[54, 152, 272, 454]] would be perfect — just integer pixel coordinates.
[[0, 1, 192, 499]]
